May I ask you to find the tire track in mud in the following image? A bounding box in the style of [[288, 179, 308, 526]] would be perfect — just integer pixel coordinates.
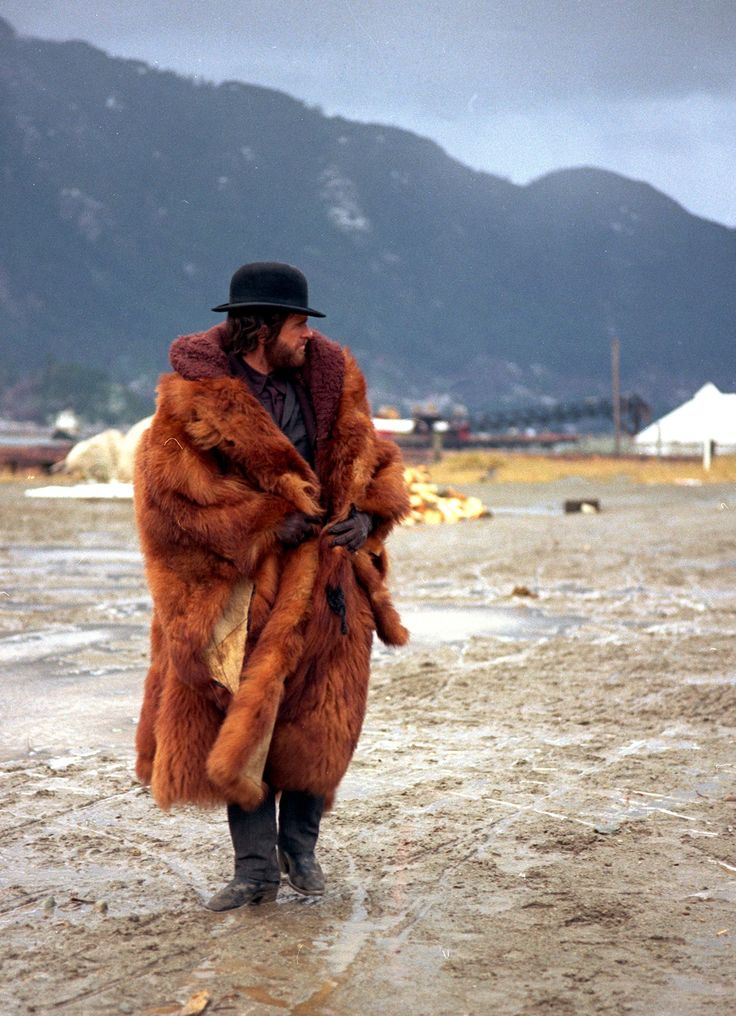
[[47, 954, 198, 1012], [333, 616, 735, 1013], [0, 776, 147, 838], [286, 854, 369, 1015]]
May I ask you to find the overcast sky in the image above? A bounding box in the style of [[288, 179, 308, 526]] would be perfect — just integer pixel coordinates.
[[3, 0, 735, 225]]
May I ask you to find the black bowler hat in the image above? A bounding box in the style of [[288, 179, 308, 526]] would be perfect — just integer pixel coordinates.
[[211, 261, 325, 317]]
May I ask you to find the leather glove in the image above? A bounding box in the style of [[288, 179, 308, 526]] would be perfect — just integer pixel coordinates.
[[328, 508, 372, 552], [276, 511, 321, 547]]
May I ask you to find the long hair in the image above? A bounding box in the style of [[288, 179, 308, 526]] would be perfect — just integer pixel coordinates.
[[224, 310, 287, 356]]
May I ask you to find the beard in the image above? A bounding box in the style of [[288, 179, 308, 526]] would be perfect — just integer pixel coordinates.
[[265, 336, 307, 371]]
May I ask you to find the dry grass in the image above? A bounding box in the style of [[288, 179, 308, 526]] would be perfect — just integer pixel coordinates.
[[5, 453, 735, 489], [427, 451, 736, 486]]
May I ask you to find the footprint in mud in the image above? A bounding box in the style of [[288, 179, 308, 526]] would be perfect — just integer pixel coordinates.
[[563, 903, 632, 928]]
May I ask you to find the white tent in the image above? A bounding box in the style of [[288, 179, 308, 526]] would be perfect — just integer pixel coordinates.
[[635, 383, 736, 454]]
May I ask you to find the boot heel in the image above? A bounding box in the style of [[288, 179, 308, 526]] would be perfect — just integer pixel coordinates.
[[276, 848, 325, 896], [255, 884, 279, 903]]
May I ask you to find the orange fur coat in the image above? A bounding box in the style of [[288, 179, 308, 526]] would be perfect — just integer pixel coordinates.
[[134, 323, 409, 812]]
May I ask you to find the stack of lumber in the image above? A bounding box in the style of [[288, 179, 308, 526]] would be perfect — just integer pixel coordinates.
[[403, 467, 491, 525]]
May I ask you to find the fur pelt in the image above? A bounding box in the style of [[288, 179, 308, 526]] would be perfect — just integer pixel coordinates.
[[134, 323, 409, 812]]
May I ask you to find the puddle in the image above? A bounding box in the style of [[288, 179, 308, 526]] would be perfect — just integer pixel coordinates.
[[0, 602, 59, 614], [491, 504, 562, 517], [0, 622, 147, 759], [612, 737, 701, 758], [676, 557, 736, 572], [398, 603, 578, 643], [0, 626, 118, 664], [684, 673, 736, 686], [8, 547, 141, 564]]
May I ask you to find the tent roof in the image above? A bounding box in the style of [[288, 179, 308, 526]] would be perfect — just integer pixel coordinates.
[[636, 383, 736, 445]]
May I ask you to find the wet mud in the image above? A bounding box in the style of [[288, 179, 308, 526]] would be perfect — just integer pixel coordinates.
[[1, 479, 735, 1015]]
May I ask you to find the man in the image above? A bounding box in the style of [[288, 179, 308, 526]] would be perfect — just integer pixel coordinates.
[[134, 262, 409, 910]]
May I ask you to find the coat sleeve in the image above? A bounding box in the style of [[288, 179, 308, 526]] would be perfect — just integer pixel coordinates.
[[353, 435, 410, 541], [135, 417, 295, 575]]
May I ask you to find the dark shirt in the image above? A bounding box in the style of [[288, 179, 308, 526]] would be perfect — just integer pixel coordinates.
[[236, 358, 288, 424], [228, 353, 317, 467]]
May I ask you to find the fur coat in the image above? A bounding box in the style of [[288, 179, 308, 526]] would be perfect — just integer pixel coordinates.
[[134, 322, 409, 812]]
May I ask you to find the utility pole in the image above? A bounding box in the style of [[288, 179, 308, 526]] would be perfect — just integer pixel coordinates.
[[611, 336, 621, 456]]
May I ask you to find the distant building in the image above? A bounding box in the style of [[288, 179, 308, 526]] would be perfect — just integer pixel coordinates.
[[372, 417, 415, 436], [635, 383, 736, 455]]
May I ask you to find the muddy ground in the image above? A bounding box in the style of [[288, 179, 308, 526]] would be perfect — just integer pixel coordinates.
[[0, 478, 734, 1016]]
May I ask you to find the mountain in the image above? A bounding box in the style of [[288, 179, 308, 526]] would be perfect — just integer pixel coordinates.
[[1, 16, 735, 422]]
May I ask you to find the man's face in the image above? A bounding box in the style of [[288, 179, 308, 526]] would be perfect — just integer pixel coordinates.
[[264, 313, 313, 371]]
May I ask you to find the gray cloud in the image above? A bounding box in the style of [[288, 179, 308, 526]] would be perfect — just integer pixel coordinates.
[[5, 1, 734, 103], [2, 0, 735, 223]]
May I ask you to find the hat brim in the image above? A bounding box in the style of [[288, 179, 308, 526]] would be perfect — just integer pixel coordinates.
[[211, 300, 325, 318]]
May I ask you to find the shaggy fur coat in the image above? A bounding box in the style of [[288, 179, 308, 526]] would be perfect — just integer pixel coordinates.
[[134, 322, 409, 812]]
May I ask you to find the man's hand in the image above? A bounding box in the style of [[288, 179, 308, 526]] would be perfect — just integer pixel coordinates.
[[276, 511, 321, 547], [328, 508, 372, 552]]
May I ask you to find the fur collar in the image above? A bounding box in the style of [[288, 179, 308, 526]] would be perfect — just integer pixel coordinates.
[[169, 322, 232, 380], [169, 323, 345, 447], [162, 323, 375, 520]]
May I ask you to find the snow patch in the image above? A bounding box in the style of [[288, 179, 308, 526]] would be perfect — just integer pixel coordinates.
[[618, 204, 640, 222], [25, 482, 134, 500], [319, 167, 371, 234]]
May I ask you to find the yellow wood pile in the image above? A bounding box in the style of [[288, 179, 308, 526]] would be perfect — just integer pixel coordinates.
[[403, 467, 491, 525]]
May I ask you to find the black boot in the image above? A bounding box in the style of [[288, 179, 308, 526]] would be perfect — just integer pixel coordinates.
[[205, 790, 281, 911], [278, 790, 325, 897], [205, 877, 279, 911]]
